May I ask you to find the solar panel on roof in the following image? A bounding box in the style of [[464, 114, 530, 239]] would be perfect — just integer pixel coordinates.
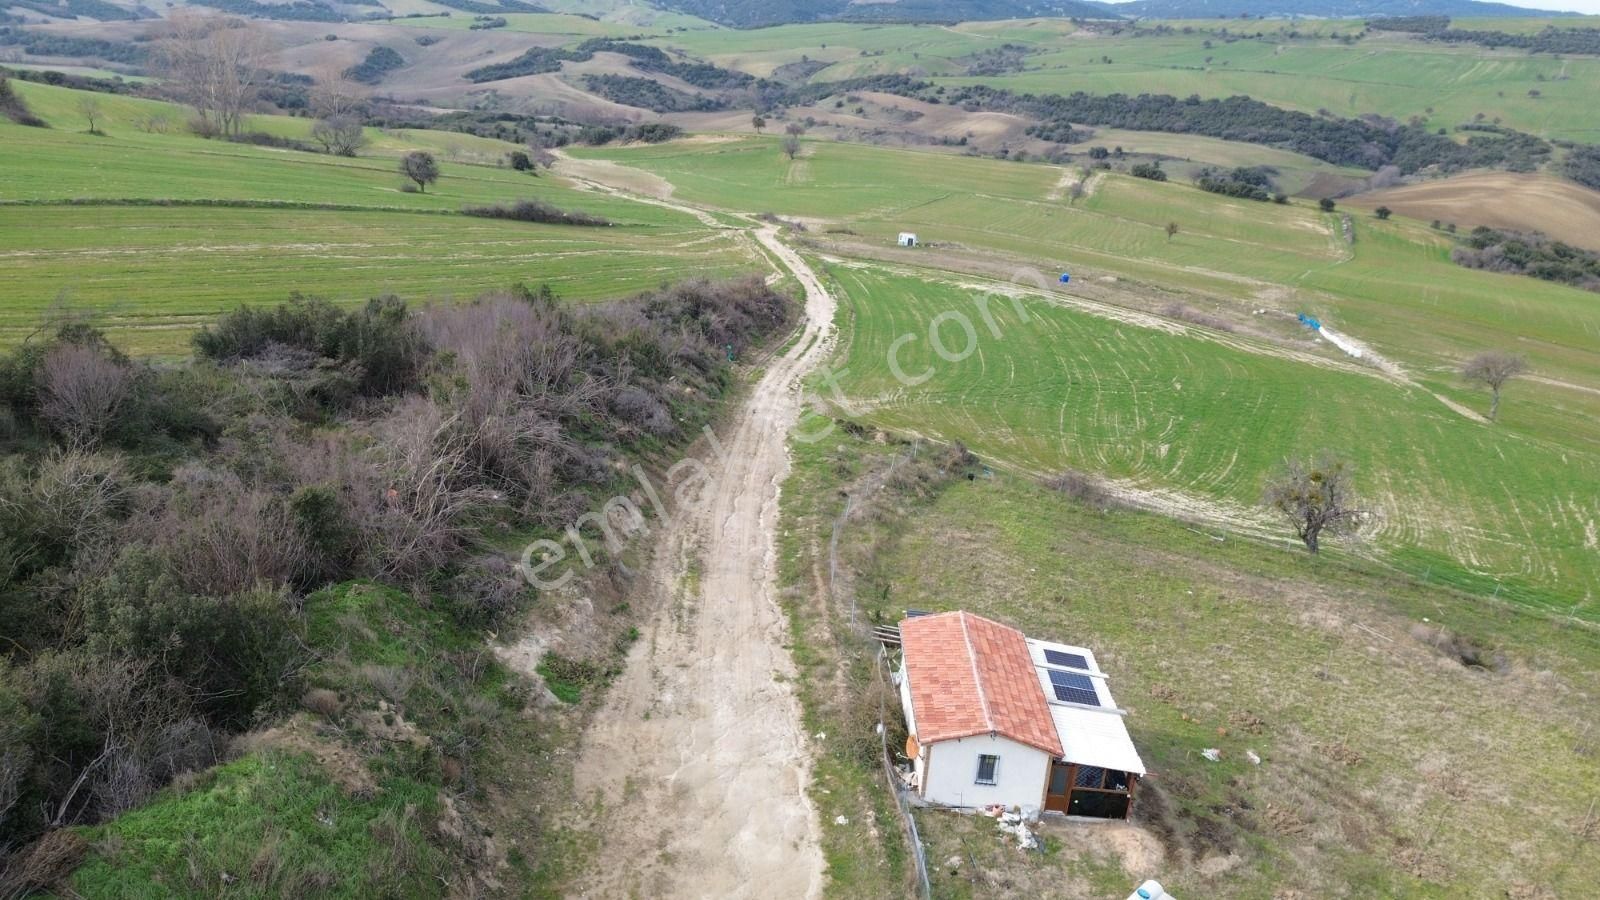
[[1043, 649, 1089, 670], [1048, 669, 1100, 706]]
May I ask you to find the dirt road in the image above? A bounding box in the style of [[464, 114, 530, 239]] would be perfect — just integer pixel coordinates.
[[569, 226, 833, 898]]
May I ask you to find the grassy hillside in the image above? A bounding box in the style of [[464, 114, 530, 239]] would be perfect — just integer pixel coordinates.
[[1, 82, 752, 352], [640, 19, 1600, 143]]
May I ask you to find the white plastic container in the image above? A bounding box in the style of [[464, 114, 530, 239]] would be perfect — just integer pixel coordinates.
[[1127, 880, 1169, 900]]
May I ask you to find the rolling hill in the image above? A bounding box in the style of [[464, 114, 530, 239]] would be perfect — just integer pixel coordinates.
[[648, 0, 1119, 28], [1103, 0, 1576, 18]]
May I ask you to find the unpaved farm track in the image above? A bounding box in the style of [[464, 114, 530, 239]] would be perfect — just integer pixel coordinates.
[[569, 226, 832, 899]]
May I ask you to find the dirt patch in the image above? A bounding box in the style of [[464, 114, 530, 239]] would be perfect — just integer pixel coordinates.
[[1043, 819, 1167, 877], [236, 717, 378, 797]]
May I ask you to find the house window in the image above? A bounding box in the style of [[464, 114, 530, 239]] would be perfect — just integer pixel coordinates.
[[975, 754, 1000, 785]]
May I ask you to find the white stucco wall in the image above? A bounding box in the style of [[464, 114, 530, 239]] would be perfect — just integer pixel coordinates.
[[923, 734, 1050, 811], [896, 664, 929, 790]]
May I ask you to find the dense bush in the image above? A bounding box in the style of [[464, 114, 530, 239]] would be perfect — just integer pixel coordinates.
[[1451, 226, 1600, 291], [1196, 165, 1274, 200], [429, 0, 546, 13], [465, 45, 590, 83], [1130, 161, 1167, 181], [575, 121, 683, 146], [1564, 145, 1600, 191], [343, 45, 405, 85], [0, 75, 46, 127], [461, 200, 612, 227], [581, 74, 724, 113], [193, 295, 427, 397]]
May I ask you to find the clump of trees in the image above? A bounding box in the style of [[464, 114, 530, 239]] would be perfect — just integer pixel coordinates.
[[0, 75, 47, 128], [581, 74, 725, 113], [342, 45, 404, 85], [1264, 453, 1361, 553], [1459, 351, 1527, 422], [1450, 225, 1600, 292], [1130, 161, 1166, 181], [155, 11, 275, 139], [1195, 165, 1275, 200], [806, 75, 1563, 177]]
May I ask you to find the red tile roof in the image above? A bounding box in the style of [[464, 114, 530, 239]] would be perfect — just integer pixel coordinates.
[[900, 611, 1063, 757]]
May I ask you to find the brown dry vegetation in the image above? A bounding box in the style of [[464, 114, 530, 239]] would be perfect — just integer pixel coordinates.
[[1349, 172, 1600, 252]]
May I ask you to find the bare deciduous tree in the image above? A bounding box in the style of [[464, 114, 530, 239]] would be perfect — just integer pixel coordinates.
[[37, 343, 134, 448], [1165, 221, 1179, 242], [784, 122, 805, 137], [156, 12, 274, 138], [781, 135, 801, 160], [1067, 179, 1086, 205], [76, 95, 103, 135], [308, 71, 366, 120], [751, 114, 765, 134], [1460, 350, 1526, 422], [1263, 452, 1360, 554], [310, 115, 367, 156]]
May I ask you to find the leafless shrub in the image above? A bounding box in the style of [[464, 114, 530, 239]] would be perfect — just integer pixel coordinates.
[[444, 555, 526, 628], [140, 464, 311, 595], [1162, 302, 1236, 333], [360, 665, 413, 704], [27, 449, 132, 549], [310, 115, 367, 157], [0, 829, 87, 897], [416, 297, 607, 519], [1043, 468, 1121, 511], [611, 385, 673, 437], [362, 397, 496, 578], [36, 343, 134, 447], [301, 688, 343, 719]]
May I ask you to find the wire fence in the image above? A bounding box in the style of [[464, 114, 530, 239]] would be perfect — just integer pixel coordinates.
[[829, 442, 932, 899], [877, 646, 932, 900]]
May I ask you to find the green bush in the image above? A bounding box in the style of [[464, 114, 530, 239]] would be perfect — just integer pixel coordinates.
[[193, 295, 427, 397], [80, 548, 302, 729]]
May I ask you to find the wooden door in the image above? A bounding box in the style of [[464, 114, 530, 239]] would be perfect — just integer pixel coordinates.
[[1044, 761, 1072, 813]]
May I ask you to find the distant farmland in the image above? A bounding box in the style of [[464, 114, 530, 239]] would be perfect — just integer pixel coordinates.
[[0, 82, 752, 353]]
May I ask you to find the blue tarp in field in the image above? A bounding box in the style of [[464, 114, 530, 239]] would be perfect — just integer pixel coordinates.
[[1059, 273, 1071, 283]]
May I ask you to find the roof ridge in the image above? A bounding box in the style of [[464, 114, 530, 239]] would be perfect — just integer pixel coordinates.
[[958, 612, 995, 734]]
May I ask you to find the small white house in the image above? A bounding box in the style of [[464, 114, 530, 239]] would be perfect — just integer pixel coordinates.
[[895, 611, 1146, 819], [897, 232, 918, 247]]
